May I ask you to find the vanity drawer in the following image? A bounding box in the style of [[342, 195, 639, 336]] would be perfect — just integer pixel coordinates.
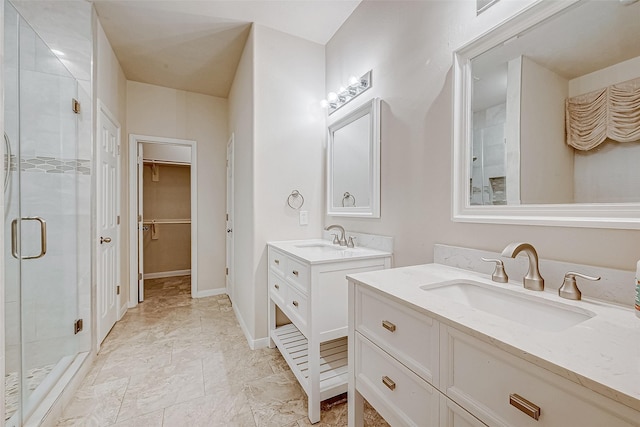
[[268, 272, 287, 307], [355, 285, 439, 385], [286, 284, 308, 334], [286, 258, 310, 293], [441, 326, 639, 427], [355, 332, 439, 427], [269, 248, 287, 278]]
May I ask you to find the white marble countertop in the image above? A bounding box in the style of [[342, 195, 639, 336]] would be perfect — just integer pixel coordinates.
[[346, 263, 640, 412], [267, 239, 392, 265]]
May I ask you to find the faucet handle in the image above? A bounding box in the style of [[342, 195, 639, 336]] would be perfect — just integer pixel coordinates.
[[559, 271, 600, 301], [331, 233, 339, 244], [481, 258, 509, 283], [347, 236, 356, 248]]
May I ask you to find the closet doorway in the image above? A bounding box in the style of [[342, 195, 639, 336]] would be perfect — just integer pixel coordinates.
[[128, 135, 198, 306]]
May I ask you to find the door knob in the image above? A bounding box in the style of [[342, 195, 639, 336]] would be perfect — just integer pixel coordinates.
[[100, 236, 112, 244], [227, 229, 233, 233]]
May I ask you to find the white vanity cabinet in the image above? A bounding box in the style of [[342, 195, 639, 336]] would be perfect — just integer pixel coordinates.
[[348, 281, 640, 427], [267, 241, 391, 424]]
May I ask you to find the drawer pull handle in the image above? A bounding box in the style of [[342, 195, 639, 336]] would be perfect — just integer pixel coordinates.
[[382, 320, 396, 332], [292, 270, 299, 276], [274, 284, 280, 290], [509, 394, 540, 420], [292, 300, 299, 307], [274, 259, 280, 265], [382, 376, 396, 391]]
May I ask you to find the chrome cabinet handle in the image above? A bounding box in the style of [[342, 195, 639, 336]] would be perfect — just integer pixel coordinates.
[[292, 300, 299, 307], [100, 236, 112, 244], [509, 393, 540, 420], [292, 270, 299, 276], [274, 259, 280, 265], [382, 320, 396, 332], [11, 217, 47, 260], [382, 376, 396, 391], [274, 284, 280, 290]]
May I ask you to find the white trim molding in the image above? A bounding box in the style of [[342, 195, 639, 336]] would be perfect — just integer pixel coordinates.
[[232, 304, 269, 350], [128, 134, 198, 308], [143, 269, 191, 280]]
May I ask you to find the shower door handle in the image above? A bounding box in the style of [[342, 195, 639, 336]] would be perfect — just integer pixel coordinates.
[[11, 217, 47, 260]]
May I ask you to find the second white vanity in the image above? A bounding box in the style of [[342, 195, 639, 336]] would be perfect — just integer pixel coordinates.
[[347, 263, 640, 427], [267, 238, 391, 424]]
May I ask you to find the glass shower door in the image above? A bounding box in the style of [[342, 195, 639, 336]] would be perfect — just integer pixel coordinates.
[[4, 3, 82, 424]]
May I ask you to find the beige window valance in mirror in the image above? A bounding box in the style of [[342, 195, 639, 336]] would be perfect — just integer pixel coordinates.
[[566, 77, 640, 150]]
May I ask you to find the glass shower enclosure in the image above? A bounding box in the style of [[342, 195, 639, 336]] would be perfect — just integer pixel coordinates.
[[4, 2, 90, 425]]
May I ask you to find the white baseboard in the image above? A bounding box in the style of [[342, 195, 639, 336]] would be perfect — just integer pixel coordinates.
[[195, 288, 227, 298], [143, 269, 191, 280], [232, 303, 269, 350], [118, 302, 128, 320], [252, 336, 270, 349]]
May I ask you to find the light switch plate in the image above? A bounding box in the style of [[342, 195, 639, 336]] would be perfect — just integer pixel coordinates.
[[299, 210, 309, 225]]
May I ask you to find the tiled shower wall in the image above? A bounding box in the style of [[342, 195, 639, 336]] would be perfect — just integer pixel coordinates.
[[4, 1, 92, 376]]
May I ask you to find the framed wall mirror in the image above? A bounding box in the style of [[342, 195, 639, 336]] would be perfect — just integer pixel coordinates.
[[453, 0, 640, 229], [327, 98, 380, 217]]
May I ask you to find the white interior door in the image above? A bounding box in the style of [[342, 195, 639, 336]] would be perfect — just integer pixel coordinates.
[[226, 135, 234, 302], [137, 143, 144, 302], [97, 103, 120, 345]]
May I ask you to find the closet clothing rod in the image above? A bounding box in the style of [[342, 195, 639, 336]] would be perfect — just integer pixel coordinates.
[[142, 219, 191, 225], [142, 159, 191, 166]]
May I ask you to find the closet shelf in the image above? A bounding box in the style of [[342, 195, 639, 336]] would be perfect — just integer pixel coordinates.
[[142, 159, 190, 166], [142, 219, 191, 225]]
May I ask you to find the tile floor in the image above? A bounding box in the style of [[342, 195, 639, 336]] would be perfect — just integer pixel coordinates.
[[56, 276, 389, 426]]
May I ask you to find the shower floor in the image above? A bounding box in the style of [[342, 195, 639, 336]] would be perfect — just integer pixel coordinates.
[[4, 364, 55, 421]]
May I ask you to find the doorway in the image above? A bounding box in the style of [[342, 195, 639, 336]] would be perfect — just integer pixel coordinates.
[[128, 135, 198, 307]]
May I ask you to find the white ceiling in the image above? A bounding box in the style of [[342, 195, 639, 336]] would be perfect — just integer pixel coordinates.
[[93, 0, 361, 97]]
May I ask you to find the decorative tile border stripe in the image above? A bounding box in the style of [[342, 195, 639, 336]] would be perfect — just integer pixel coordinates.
[[18, 156, 91, 175], [4, 154, 18, 172]]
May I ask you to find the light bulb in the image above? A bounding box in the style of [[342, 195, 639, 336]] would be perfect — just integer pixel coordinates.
[[338, 86, 346, 93], [320, 99, 329, 108], [327, 92, 338, 102], [348, 75, 358, 86]]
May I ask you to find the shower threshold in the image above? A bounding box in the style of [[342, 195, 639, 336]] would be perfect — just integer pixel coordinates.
[[5, 352, 89, 427]]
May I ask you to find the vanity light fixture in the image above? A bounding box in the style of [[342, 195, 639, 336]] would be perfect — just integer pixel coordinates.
[[322, 70, 372, 115]]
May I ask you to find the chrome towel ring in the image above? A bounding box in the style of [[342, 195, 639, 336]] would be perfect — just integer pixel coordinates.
[[287, 190, 304, 210], [342, 192, 356, 207]]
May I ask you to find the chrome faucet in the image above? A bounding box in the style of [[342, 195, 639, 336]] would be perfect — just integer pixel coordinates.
[[325, 224, 347, 246], [501, 242, 544, 291]]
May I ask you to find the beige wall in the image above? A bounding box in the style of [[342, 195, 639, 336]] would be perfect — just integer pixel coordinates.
[[253, 25, 325, 340], [228, 25, 325, 344], [520, 56, 573, 204], [96, 19, 128, 312], [127, 81, 228, 294], [326, 0, 640, 272], [142, 164, 191, 274], [228, 26, 256, 336]]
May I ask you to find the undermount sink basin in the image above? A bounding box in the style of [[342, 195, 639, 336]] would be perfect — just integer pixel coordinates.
[[294, 242, 346, 252], [420, 280, 595, 332]]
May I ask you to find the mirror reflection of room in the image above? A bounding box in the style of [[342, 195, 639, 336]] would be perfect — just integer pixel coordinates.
[[469, 0, 640, 206], [327, 97, 380, 217]]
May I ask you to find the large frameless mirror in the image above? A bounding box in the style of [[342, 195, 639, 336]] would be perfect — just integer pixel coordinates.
[[453, 0, 640, 229], [327, 98, 380, 218]]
